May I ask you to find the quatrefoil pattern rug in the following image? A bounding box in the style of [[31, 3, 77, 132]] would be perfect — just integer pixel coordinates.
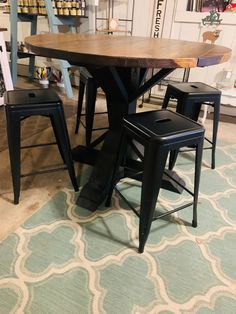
[[0, 141, 236, 313]]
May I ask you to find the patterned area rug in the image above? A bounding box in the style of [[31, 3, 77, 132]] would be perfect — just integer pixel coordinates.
[[0, 140, 236, 313]]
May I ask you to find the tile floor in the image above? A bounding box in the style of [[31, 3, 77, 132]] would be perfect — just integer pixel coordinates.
[[0, 78, 235, 241]]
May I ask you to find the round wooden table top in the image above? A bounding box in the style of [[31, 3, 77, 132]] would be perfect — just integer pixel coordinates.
[[25, 33, 231, 69]]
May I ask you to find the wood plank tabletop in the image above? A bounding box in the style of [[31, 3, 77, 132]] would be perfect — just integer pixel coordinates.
[[25, 33, 231, 68]]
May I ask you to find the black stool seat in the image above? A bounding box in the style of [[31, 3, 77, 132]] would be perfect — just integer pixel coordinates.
[[125, 109, 203, 142], [107, 109, 205, 253], [4, 88, 78, 204], [164, 82, 220, 97], [162, 82, 221, 169]]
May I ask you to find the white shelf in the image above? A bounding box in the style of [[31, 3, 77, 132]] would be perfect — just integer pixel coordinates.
[[221, 87, 236, 107], [175, 11, 236, 25]]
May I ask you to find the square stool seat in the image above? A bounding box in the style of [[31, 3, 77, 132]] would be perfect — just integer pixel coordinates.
[[125, 109, 204, 145], [165, 82, 221, 98], [4, 88, 62, 107]]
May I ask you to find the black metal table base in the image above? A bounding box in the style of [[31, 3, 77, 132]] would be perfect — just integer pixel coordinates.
[[72, 145, 99, 166], [74, 130, 122, 210]]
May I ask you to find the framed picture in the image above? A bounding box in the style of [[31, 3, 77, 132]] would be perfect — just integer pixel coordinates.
[[201, 0, 229, 12], [187, 0, 230, 12], [0, 32, 13, 105]]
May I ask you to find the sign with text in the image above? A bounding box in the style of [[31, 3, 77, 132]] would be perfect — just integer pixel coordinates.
[[149, 0, 169, 98], [152, 0, 167, 38]]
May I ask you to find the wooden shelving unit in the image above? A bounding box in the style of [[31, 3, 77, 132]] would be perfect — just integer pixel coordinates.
[[8, 0, 87, 97], [6, 1, 86, 16], [9, 0, 37, 85], [44, 0, 87, 98], [95, 0, 135, 35]]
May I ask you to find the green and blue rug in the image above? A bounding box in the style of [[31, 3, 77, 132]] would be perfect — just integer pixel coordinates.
[[0, 141, 236, 313]]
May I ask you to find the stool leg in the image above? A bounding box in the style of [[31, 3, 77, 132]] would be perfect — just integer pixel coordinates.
[[169, 99, 202, 171], [168, 149, 179, 170], [85, 78, 97, 146], [178, 99, 202, 122], [75, 77, 85, 134], [192, 138, 204, 228], [139, 144, 168, 253], [5, 110, 21, 204], [211, 100, 220, 169], [50, 107, 78, 192], [162, 87, 171, 109], [50, 116, 66, 164]]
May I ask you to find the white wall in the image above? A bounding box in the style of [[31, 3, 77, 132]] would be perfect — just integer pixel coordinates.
[[132, 0, 155, 36]]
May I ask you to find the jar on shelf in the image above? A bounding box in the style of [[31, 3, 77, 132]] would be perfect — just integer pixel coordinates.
[[56, 1, 63, 8], [63, 7, 70, 15], [77, 8, 82, 15], [17, 5, 22, 13], [58, 7, 63, 15], [41, 6, 47, 14], [70, 7, 76, 15], [23, 0, 29, 6], [38, 0, 44, 6], [5, 5, 11, 13], [22, 6, 29, 13], [72, 1, 77, 7], [67, 0, 72, 9], [30, 6, 38, 14]]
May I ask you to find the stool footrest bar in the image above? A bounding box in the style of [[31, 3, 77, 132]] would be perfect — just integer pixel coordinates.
[[21, 166, 67, 178], [21, 142, 57, 149], [152, 202, 194, 221]]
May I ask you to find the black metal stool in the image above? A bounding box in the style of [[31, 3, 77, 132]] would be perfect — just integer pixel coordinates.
[[106, 109, 205, 253], [162, 82, 221, 169], [75, 68, 108, 147], [4, 88, 78, 204]]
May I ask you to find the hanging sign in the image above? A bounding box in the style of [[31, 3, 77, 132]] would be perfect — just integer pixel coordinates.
[[152, 0, 167, 38]]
